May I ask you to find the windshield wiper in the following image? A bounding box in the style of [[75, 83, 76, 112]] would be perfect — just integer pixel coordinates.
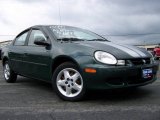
[[89, 39, 109, 41], [57, 38, 85, 42]]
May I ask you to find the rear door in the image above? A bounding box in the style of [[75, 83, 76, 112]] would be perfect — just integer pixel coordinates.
[[9, 30, 30, 74]]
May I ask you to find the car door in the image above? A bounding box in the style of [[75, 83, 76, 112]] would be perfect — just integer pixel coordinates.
[[22, 29, 52, 81], [8, 30, 30, 74]]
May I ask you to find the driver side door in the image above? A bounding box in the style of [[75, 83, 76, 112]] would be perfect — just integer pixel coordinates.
[[22, 29, 52, 81]]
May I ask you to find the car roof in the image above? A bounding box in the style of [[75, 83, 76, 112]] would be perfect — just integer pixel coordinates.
[[32, 25, 74, 28], [16, 25, 79, 38]]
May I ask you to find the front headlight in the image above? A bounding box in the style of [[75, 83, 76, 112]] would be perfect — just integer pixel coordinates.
[[94, 51, 117, 65]]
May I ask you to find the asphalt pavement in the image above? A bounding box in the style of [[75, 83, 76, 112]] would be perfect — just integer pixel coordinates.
[[0, 61, 160, 120]]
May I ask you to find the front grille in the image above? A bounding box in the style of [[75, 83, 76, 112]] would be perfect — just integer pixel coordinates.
[[106, 75, 153, 86], [127, 58, 151, 66]]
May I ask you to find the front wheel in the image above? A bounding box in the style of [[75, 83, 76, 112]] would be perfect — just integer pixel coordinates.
[[3, 61, 17, 83], [52, 62, 86, 101]]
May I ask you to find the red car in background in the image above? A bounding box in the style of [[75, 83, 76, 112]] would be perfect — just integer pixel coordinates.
[[153, 45, 160, 60]]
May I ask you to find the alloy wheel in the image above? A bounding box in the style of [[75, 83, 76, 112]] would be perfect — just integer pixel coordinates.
[[56, 68, 83, 98], [4, 63, 10, 80]]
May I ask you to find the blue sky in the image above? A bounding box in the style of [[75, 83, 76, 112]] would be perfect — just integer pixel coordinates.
[[0, 0, 160, 45]]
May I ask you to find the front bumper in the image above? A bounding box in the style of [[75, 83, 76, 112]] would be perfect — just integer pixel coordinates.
[[82, 62, 159, 89]]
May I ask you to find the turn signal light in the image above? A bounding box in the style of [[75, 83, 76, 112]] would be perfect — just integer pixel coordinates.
[[85, 68, 96, 73]]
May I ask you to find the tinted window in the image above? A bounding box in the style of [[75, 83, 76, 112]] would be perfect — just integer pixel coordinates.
[[28, 30, 47, 46], [14, 32, 28, 46]]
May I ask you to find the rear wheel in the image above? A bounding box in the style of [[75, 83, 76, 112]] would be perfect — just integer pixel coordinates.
[[52, 62, 86, 101], [3, 61, 17, 83]]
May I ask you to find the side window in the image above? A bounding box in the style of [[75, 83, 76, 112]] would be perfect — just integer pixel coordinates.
[[14, 32, 28, 46], [28, 30, 47, 46]]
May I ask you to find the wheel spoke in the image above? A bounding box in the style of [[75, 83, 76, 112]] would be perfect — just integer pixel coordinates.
[[57, 79, 66, 86], [7, 71, 10, 76], [6, 65, 9, 71], [73, 83, 81, 91], [66, 87, 71, 95], [71, 73, 79, 81], [63, 70, 71, 79]]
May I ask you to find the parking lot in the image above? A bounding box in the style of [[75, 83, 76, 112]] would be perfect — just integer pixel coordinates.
[[0, 61, 160, 120]]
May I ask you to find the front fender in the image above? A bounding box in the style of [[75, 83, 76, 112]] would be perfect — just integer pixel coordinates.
[[73, 55, 95, 70]]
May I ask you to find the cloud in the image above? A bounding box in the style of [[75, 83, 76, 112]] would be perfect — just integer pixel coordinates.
[[16, 0, 48, 4], [0, 0, 160, 45]]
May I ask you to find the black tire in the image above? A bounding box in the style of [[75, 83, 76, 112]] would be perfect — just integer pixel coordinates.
[[52, 62, 86, 101], [3, 61, 17, 83]]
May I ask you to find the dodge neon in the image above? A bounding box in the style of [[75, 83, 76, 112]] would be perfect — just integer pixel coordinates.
[[1, 25, 159, 101]]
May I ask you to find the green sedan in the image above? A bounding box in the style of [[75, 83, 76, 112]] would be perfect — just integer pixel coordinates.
[[1, 25, 159, 101]]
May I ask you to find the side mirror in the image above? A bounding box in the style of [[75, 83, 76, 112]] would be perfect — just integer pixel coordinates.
[[34, 36, 50, 46]]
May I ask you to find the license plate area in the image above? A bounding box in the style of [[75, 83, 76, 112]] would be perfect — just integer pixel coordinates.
[[142, 68, 153, 79]]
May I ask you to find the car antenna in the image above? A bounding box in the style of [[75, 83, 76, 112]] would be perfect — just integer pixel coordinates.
[[58, 0, 71, 43], [58, 0, 63, 43]]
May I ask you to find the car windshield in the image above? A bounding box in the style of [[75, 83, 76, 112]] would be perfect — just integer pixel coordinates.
[[49, 25, 108, 41]]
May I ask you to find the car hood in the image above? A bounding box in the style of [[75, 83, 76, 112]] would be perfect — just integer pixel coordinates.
[[75, 41, 152, 59]]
